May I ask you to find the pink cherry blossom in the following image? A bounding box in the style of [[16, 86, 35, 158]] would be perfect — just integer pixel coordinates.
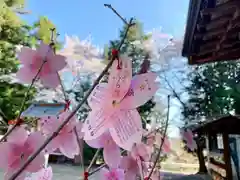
[[40, 112, 79, 158], [143, 130, 155, 147], [143, 130, 170, 154], [131, 143, 152, 179], [146, 135, 155, 146], [120, 155, 139, 180], [0, 126, 45, 180], [181, 129, 197, 151], [85, 131, 121, 168], [16, 42, 67, 88], [100, 168, 124, 180], [131, 143, 151, 162], [155, 133, 171, 154], [83, 56, 159, 150], [25, 166, 52, 180], [75, 121, 84, 138]]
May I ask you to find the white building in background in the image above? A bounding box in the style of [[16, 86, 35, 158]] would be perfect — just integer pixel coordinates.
[[58, 34, 105, 76]]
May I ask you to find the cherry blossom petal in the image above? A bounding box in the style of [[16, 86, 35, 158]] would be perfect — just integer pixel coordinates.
[[120, 156, 138, 174], [40, 116, 58, 135], [9, 157, 22, 170], [40, 73, 60, 88], [26, 152, 45, 173], [113, 169, 125, 180], [119, 156, 129, 170], [37, 42, 51, 57], [27, 166, 53, 180], [103, 143, 121, 168], [45, 137, 59, 154], [155, 133, 171, 154], [146, 134, 155, 146], [108, 55, 132, 102], [83, 109, 110, 140], [59, 112, 78, 132], [16, 42, 66, 89], [125, 170, 137, 180], [59, 131, 79, 159], [25, 132, 45, 172], [131, 143, 151, 162], [188, 141, 197, 151], [101, 168, 124, 180], [48, 53, 67, 72], [41, 113, 77, 135], [87, 83, 107, 109], [17, 47, 36, 65], [120, 72, 159, 109], [75, 121, 84, 138], [182, 129, 197, 151], [42, 166, 53, 180], [25, 131, 44, 150], [109, 109, 142, 151], [16, 67, 36, 84], [0, 143, 14, 169], [7, 126, 28, 145], [4, 169, 26, 180], [100, 167, 109, 180], [85, 136, 104, 149]]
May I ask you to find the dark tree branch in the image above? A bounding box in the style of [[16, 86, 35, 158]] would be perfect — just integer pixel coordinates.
[[104, 4, 129, 25]]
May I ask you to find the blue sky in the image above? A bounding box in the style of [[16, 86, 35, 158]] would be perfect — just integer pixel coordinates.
[[22, 0, 190, 137], [23, 0, 189, 47]]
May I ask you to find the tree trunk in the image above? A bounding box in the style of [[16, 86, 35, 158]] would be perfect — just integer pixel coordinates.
[[196, 141, 208, 173]]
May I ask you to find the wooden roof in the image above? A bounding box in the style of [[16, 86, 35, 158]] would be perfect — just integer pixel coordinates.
[[182, 0, 240, 65], [193, 115, 240, 134]]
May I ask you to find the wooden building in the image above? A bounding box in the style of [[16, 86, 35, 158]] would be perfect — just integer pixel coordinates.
[[182, 1, 240, 179], [182, 0, 240, 65], [191, 115, 240, 180]]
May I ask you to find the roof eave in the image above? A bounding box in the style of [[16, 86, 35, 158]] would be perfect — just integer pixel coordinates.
[[182, 0, 202, 59]]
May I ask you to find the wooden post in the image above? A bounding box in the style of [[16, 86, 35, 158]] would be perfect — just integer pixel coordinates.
[[223, 133, 233, 180]]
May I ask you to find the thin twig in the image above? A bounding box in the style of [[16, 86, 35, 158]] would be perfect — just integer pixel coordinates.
[[50, 28, 68, 102], [51, 29, 69, 103], [86, 149, 101, 172], [89, 163, 106, 176], [74, 127, 85, 169], [9, 18, 134, 180], [104, 4, 129, 25], [57, 73, 68, 100], [162, 74, 186, 109], [0, 58, 47, 142], [147, 95, 170, 179]]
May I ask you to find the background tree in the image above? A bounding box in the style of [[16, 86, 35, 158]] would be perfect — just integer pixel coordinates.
[[0, 0, 60, 126], [182, 61, 240, 123], [0, 0, 35, 124], [32, 16, 62, 50]]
